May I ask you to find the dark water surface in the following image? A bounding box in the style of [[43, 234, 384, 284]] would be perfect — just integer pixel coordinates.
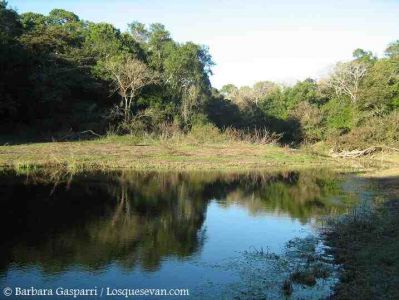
[[0, 170, 372, 299]]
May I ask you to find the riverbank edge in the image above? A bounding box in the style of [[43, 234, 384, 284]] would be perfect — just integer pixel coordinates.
[[323, 170, 399, 299]]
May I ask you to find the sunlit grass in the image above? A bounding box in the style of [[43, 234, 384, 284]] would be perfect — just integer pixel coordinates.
[[0, 135, 396, 173]]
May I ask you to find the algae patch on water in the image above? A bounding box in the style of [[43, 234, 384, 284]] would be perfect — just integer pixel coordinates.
[[194, 236, 339, 300]]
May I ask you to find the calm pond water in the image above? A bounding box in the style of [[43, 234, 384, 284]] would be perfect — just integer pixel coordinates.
[[0, 169, 374, 299]]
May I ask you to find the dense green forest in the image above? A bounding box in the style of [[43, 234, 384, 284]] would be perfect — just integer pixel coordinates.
[[1, 1, 398, 148]]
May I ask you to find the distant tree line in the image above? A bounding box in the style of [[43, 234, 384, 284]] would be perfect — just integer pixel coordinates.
[[0, 1, 398, 147], [218, 46, 399, 147]]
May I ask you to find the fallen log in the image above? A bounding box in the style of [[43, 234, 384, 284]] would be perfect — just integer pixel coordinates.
[[54, 129, 103, 142], [329, 146, 399, 158]]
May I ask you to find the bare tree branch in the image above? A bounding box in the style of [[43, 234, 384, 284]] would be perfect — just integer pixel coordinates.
[[328, 62, 367, 103], [105, 56, 159, 122]]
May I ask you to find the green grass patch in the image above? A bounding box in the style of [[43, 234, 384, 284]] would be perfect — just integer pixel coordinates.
[[0, 135, 395, 173]]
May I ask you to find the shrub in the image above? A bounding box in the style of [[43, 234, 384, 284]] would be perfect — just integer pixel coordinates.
[[289, 102, 324, 143], [188, 123, 224, 143], [224, 127, 282, 145], [331, 111, 399, 150], [110, 107, 178, 136], [323, 99, 355, 133]]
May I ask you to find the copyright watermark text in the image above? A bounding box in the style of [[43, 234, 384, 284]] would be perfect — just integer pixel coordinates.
[[2, 286, 190, 298]]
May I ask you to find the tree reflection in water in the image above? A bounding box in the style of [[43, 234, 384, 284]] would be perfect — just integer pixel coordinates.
[[0, 170, 356, 275]]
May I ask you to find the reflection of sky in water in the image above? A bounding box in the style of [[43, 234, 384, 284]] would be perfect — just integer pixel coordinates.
[[0, 170, 366, 299], [203, 202, 311, 257]]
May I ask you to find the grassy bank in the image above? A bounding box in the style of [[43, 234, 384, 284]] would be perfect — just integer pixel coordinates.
[[0, 134, 395, 172], [325, 173, 399, 299]]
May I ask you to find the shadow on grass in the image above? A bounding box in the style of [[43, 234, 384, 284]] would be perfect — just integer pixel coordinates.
[[0, 129, 102, 146]]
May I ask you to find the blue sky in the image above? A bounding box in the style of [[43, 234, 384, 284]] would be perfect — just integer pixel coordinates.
[[8, 0, 399, 88]]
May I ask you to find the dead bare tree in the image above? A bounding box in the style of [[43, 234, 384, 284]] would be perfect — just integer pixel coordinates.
[[181, 84, 201, 124], [252, 81, 277, 106], [227, 81, 278, 108], [328, 62, 367, 103], [105, 56, 159, 122]]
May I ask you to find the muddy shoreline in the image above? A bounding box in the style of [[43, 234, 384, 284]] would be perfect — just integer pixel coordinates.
[[324, 171, 399, 299]]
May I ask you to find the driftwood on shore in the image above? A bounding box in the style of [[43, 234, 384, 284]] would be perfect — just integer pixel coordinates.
[[329, 146, 399, 158]]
